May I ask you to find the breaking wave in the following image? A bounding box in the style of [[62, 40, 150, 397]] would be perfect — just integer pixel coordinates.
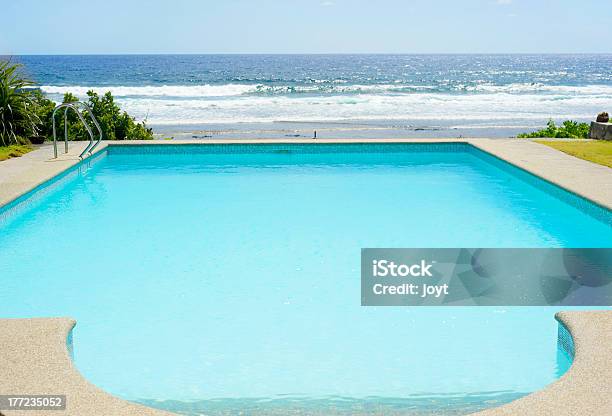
[[113, 92, 610, 126], [39, 83, 612, 99]]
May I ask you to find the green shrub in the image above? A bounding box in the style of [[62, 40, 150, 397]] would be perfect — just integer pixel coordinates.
[[0, 61, 40, 146], [518, 120, 590, 139], [31, 89, 56, 138], [2, 59, 153, 144], [48, 90, 153, 141]]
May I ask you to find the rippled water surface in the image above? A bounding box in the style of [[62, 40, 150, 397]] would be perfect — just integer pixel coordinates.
[[0, 144, 609, 415]]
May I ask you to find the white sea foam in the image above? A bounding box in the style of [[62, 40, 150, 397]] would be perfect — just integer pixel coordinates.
[[470, 83, 612, 94], [40, 83, 612, 98], [39, 83, 442, 97], [110, 92, 610, 126], [39, 82, 612, 128], [40, 84, 257, 98]]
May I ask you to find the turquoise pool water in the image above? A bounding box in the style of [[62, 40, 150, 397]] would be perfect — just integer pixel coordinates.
[[0, 143, 610, 415]]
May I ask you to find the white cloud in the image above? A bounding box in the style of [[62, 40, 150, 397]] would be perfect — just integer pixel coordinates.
[[497, 0, 513, 4], [321, 1, 335, 6]]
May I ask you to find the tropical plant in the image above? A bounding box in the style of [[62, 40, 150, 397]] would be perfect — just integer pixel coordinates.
[[50, 90, 153, 141], [518, 120, 590, 139], [1, 60, 152, 147], [31, 89, 56, 138], [0, 61, 40, 146]]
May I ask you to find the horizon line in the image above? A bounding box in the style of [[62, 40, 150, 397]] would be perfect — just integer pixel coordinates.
[[3, 52, 612, 57]]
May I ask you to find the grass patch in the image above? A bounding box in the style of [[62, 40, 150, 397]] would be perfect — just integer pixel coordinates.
[[0, 144, 34, 161], [536, 140, 612, 168]]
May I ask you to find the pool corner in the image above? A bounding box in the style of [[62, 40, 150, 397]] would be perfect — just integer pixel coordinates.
[[0, 317, 172, 416], [471, 310, 612, 416]]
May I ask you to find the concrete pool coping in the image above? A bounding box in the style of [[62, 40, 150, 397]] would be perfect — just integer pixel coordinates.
[[472, 311, 612, 416], [0, 318, 173, 416], [0, 138, 610, 211], [0, 311, 610, 415]]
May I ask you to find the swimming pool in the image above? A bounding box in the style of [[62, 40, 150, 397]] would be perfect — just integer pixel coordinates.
[[0, 143, 610, 415]]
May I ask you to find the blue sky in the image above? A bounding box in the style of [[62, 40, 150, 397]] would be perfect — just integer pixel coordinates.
[[2, 0, 611, 54]]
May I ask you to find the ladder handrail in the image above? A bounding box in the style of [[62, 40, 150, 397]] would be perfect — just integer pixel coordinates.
[[51, 103, 103, 159], [73, 102, 103, 157]]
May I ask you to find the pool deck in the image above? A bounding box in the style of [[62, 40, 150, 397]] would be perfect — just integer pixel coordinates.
[[0, 138, 610, 210], [0, 139, 610, 415], [0, 142, 104, 209], [0, 311, 610, 415]]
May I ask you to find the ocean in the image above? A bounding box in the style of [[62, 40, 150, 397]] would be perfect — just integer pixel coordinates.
[[15, 54, 612, 139]]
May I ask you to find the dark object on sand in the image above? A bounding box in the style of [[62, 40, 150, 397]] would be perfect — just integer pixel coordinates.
[[596, 112, 609, 123], [29, 135, 46, 144]]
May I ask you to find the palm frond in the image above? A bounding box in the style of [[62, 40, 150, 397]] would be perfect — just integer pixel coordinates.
[[0, 60, 41, 146]]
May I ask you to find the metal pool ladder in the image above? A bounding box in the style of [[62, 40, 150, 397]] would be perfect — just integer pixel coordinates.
[[52, 102, 103, 159]]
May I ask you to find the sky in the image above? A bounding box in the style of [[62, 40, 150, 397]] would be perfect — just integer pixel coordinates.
[[1, 0, 611, 54]]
